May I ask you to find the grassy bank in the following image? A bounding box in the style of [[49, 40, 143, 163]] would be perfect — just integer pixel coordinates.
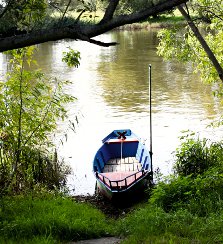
[[51, 10, 185, 30], [117, 16, 185, 30], [0, 192, 116, 243], [118, 207, 223, 243], [1, 135, 223, 243], [119, 136, 223, 243], [1, 190, 223, 243]]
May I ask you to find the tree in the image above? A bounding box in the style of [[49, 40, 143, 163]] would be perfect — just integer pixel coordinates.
[[177, 4, 223, 82], [0, 0, 188, 52], [0, 47, 75, 193], [157, 1, 223, 84]]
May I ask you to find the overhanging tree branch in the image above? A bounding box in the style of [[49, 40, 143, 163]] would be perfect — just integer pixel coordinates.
[[178, 4, 223, 81], [0, 0, 188, 52], [77, 31, 118, 46]]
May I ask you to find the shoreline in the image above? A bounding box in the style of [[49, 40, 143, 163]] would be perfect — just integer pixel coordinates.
[[73, 191, 151, 219], [116, 21, 186, 31]]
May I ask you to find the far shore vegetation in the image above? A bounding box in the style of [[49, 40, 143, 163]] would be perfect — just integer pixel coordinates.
[[50, 9, 186, 30]]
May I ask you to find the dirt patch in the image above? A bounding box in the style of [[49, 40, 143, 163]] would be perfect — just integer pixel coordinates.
[[73, 191, 150, 219], [71, 192, 151, 243]]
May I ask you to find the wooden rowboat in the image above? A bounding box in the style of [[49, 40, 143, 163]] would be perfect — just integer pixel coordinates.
[[93, 129, 153, 200]]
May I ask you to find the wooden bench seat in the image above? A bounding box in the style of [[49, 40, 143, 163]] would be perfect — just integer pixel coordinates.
[[105, 138, 139, 144]]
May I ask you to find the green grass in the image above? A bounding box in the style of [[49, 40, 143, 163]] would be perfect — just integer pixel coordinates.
[[50, 10, 185, 30], [116, 137, 223, 243], [0, 193, 116, 243], [117, 206, 223, 243], [149, 15, 185, 23], [1, 191, 223, 243], [1, 137, 223, 243]]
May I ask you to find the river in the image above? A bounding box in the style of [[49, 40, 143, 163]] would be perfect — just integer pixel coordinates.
[[0, 29, 222, 195]]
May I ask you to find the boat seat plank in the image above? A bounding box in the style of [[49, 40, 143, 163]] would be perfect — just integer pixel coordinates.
[[105, 138, 139, 144], [106, 157, 140, 165], [103, 163, 142, 173], [103, 157, 141, 173]]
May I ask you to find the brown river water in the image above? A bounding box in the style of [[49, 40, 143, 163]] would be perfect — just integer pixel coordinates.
[[0, 29, 222, 195]]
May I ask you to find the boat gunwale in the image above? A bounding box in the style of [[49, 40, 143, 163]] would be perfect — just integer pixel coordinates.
[[95, 169, 149, 192]]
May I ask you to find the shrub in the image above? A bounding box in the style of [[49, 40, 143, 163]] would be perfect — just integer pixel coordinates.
[[174, 133, 223, 177], [0, 47, 75, 194], [149, 176, 195, 212], [150, 134, 223, 215]]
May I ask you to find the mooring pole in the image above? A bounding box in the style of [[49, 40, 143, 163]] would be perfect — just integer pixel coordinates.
[[149, 64, 153, 182]]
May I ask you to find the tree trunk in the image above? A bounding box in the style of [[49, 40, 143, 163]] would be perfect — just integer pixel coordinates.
[[178, 5, 223, 82]]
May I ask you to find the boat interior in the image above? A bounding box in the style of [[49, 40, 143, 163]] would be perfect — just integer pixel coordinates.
[[93, 131, 151, 190]]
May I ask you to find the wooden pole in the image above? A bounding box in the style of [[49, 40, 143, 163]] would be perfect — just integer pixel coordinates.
[[149, 64, 153, 181]]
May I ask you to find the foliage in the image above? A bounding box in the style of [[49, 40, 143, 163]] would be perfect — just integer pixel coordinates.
[[174, 132, 223, 177], [0, 0, 47, 31], [0, 192, 116, 243], [0, 46, 75, 194], [115, 0, 172, 15], [149, 175, 194, 212], [191, 0, 223, 25], [118, 206, 223, 243], [118, 135, 223, 242], [115, 0, 152, 14], [149, 133, 223, 215], [62, 47, 81, 67], [48, 0, 101, 22], [150, 171, 223, 216], [157, 0, 223, 86]]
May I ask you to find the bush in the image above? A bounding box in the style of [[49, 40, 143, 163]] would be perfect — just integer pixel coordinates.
[[174, 133, 223, 177], [0, 148, 71, 195], [149, 134, 223, 215], [0, 47, 75, 194], [149, 176, 195, 212], [150, 171, 223, 216]]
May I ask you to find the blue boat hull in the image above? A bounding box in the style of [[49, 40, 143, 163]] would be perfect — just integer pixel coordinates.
[[93, 129, 153, 200]]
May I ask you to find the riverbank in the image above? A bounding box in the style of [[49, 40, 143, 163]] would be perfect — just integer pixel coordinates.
[[1, 137, 223, 243], [116, 16, 185, 30], [73, 191, 150, 219], [1, 188, 223, 243], [0, 192, 118, 243], [0, 191, 149, 243]]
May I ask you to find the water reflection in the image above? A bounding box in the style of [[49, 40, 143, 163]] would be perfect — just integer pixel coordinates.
[[0, 29, 222, 195], [100, 31, 218, 118]]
